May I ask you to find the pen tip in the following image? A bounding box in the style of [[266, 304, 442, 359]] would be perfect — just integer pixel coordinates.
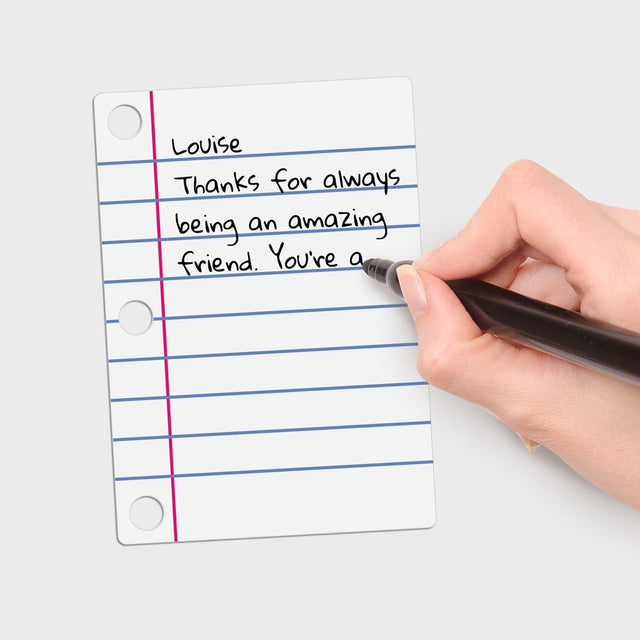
[[362, 258, 373, 273]]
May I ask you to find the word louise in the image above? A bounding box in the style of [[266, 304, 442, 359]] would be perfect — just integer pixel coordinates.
[[171, 135, 242, 156]]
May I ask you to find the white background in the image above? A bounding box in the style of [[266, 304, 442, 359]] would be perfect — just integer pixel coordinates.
[[3, 1, 639, 638]]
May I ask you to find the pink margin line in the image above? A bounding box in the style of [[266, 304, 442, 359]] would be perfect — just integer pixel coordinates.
[[149, 91, 178, 542]]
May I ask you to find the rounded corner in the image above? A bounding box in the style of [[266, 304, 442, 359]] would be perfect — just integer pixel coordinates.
[[92, 92, 106, 109], [115, 529, 132, 547], [397, 76, 415, 93]]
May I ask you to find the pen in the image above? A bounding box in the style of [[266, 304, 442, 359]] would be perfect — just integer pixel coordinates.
[[362, 258, 640, 385]]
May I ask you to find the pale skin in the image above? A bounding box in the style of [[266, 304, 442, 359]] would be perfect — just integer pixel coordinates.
[[397, 160, 640, 510]]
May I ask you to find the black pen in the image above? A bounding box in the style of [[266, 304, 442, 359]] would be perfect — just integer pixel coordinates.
[[363, 258, 640, 385]]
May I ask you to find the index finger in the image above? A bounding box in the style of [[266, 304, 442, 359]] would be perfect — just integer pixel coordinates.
[[416, 160, 624, 295]]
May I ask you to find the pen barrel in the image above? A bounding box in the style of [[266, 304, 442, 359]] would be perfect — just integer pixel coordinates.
[[447, 278, 640, 385]]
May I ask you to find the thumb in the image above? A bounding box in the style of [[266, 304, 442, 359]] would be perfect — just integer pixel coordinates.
[[395, 264, 576, 439]]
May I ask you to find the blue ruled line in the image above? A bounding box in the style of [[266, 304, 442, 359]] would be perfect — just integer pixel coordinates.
[[97, 144, 416, 166], [114, 459, 433, 482], [101, 223, 418, 246], [111, 381, 428, 403], [108, 341, 418, 364], [105, 303, 406, 324], [104, 266, 360, 285], [112, 420, 431, 442], [98, 184, 418, 206]]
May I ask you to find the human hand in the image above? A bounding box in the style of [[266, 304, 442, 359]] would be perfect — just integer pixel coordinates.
[[397, 160, 640, 509]]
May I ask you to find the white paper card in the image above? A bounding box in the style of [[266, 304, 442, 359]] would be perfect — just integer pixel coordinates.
[[94, 78, 435, 544]]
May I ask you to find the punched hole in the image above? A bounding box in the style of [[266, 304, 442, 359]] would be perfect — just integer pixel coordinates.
[[118, 300, 153, 335], [108, 104, 142, 140], [129, 496, 164, 531]]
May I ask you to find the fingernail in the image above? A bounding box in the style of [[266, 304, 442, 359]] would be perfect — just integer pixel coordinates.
[[397, 264, 428, 320], [518, 433, 540, 455]]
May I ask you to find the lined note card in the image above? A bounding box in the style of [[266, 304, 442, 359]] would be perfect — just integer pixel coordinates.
[[94, 78, 435, 544]]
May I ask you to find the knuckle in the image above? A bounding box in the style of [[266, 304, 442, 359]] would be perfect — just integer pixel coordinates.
[[498, 159, 544, 195]]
